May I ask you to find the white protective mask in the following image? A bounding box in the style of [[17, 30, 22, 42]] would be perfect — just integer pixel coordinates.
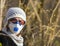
[[8, 22, 24, 35]]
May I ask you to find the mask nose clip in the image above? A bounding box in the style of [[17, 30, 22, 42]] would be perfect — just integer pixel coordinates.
[[15, 21, 19, 24], [16, 21, 21, 25]]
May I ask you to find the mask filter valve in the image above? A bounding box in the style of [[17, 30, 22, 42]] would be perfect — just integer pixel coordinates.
[[14, 27, 19, 32]]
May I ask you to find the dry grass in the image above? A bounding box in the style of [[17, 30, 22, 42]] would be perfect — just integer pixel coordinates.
[[1, 0, 60, 46]]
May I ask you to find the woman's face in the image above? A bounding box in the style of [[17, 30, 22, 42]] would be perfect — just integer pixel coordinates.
[[7, 17, 25, 35]]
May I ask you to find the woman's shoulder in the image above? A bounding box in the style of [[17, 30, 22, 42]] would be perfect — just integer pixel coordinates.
[[0, 31, 7, 36], [0, 31, 11, 40], [0, 31, 9, 40], [0, 31, 10, 46], [0, 31, 17, 46], [0, 31, 12, 40]]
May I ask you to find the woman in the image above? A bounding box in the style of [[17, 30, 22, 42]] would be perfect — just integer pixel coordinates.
[[0, 7, 26, 46]]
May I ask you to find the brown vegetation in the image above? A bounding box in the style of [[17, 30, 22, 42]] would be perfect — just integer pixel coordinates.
[[0, 0, 60, 46]]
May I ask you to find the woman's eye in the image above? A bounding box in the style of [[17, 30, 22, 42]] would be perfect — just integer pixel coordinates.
[[19, 20, 25, 25]]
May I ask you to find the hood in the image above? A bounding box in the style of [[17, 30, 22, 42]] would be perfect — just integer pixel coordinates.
[[3, 7, 26, 28]]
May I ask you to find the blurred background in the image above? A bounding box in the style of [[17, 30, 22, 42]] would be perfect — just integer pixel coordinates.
[[0, 0, 60, 46]]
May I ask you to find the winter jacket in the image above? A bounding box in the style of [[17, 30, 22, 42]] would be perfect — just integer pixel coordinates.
[[0, 31, 17, 46]]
